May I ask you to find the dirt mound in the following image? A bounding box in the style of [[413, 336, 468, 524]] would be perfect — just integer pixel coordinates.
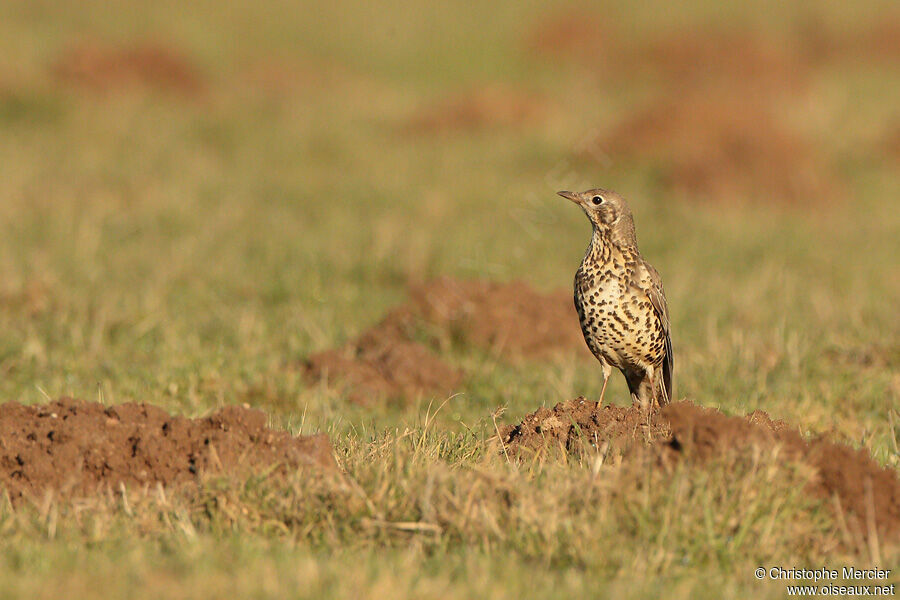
[[524, 11, 618, 67], [0, 398, 335, 503], [797, 15, 900, 65], [51, 40, 205, 95], [304, 316, 464, 406], [667, 402, 900, 542], [502, 399, 900, 539], [0, 277, 53, 317], [529, 12, 900, 87], [401, 85, 545, 134], [526, 13, 807, 94], [841, 18, 900, 62], [635, 28, 807, 92], [590, 91, 838, 204], [403, 277, 588, 358], [499, 397, 670, 457], [305, 277, 590, 404], [881, 124, 900, 163]]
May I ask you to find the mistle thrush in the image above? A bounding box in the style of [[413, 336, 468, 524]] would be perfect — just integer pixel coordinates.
[[558, 188, 673, 409]]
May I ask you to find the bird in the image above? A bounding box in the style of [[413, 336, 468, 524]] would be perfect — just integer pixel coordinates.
[[558, 188, 672, 410]]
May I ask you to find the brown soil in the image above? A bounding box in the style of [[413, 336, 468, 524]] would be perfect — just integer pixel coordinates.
[[402, 277, 589, 359], [0, 277, 53, 317], [527, 13, 866, 205], [51, 40, 205, 96], [589, 91, 838, 204], [524, 11, 619, 69], [529, 12, 900, 86], [499, 397, 670, 457], [304, 316, 465, 406], [526, 13, 808, 94], [844, 18, 900, 62], [797, 15, 900, 64], [635, 28, 807, 93], [881, 124, 900, 163], [305, 277, 590, 404], [502, 398, 900, 539], [0, 398, 335, 503], [401, 85, 545, 134]]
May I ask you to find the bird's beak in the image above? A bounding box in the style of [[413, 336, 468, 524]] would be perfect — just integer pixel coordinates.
[[557, 191, 579, 204]]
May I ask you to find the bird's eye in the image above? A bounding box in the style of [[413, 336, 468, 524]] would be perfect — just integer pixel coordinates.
[[591, 196, 603, 205]]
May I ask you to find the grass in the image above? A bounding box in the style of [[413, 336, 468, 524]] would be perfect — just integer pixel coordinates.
[[0, 0, 898, 597], [0, 429, 852, 599]]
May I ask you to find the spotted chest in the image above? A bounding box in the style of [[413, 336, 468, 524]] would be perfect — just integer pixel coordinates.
[[574, 246, 665, 371]]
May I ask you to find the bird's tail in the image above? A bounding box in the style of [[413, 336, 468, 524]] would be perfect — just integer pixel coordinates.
[[661, 333, 673, 405]]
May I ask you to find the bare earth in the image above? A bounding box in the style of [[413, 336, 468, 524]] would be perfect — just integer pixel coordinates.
[[0, 398, 335, 503]]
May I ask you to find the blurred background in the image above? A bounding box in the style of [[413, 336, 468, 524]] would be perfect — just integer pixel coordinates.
[[0, 0, 897, 444]]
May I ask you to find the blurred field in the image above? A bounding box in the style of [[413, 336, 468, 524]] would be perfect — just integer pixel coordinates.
[[0, 0, 899, 598]]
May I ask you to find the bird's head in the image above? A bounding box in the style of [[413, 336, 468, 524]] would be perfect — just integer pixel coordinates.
[[557, 188, 632, 229], [558, 188, 637, 246]]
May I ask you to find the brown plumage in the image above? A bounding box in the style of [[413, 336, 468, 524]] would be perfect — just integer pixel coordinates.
[[558, 188, 673, 409]]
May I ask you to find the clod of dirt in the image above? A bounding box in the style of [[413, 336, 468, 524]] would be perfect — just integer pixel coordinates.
[[401, 85, 545, 134], [305, 277, 591, 405], [502, 399, 900, 540], [588, 91, 838, 204], [0, 398, 335, 503], [403, 277, 590, 359], [499, 397, 670, 457], [305, 316, 464, 406], [51, 41, 205, 95]]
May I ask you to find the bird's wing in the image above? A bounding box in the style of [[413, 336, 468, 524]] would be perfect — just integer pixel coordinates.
[[641, 262, 669, 335], [634, 260, 673, 402]]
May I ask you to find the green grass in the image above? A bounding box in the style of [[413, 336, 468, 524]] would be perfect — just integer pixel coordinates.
[[0, 0, 898, 597], [0, 430, 854, 599]]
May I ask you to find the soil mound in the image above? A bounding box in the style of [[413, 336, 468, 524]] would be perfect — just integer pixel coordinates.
[[304, 316, 464, 406], [797, 15, 900, 64], [635, 28, 806, 92], [403, 277, 589, 359], [524, 10, 615, 63], [526, 13, 807, 94], [51, 40, 205, 95], [502, 399, 900, 539], [305, 277, 590, 404], [0, 277, 53, 317], [881, 124, 900, 163], [590, 92, 837, 204], [0, 398, 335, 503], [499, 397, 670, 457], [401, 85, 545, 134]]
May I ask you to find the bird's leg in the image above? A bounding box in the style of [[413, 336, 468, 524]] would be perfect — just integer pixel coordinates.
[[653, 364, 668, 408], [598, 364, 611, 405], [645, 367, 660, 414]]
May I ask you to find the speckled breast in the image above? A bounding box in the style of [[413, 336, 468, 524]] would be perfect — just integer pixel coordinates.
[[574, 253, 664, 370]]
